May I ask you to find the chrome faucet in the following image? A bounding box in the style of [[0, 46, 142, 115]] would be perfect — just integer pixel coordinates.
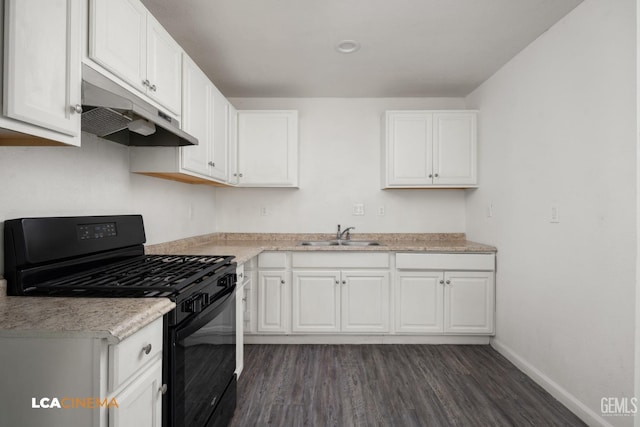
[[336, 224, 355, 241]]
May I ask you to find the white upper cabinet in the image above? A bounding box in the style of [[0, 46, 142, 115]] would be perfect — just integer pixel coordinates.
[[145, 15, 182, 114], [130, 54, 230, 185], [90, 0, 182, 115], [210, 85, 229, 181], [383, 110, 477, 188], [237, 110, 299, 187], [1, 0, 82, 146], [181, 55, 213, 177]]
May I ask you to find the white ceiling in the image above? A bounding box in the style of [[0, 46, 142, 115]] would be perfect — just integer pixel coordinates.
[[140, 0, 582, 98]]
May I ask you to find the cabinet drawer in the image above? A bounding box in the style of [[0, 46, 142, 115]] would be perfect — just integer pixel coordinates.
[[258, 252, 288, 268], [292, 252, 390, 268], [109, 317, 163, 392], [396, 253, 495, 271]]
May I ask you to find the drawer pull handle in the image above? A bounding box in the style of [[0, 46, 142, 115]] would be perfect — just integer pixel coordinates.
[[142, 344, 152, 355], [159, 384, 168, 395]]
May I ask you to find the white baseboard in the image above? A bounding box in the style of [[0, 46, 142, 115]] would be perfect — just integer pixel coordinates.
[[244, 334, 490, 345], [490, 338, 612, 427]]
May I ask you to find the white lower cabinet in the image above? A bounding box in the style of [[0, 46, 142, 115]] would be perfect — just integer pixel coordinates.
[[0, 317, 163, 427], [257, 270, 289, 333], [292, 270, 340, 333], [395, 253, 495, 335], [291, 270, 390, 333], [395, 271, 444, 333], [444, 271, 495, 334], [109, 359, 162, 427], [250, 251, 495, 341], [341, 271, 390, 333]]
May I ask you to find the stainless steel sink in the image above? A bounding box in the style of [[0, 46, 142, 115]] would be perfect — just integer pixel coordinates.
[[339, 240, 381, 246], [298, 240, 381, 247], [298, 240, 340, 246]]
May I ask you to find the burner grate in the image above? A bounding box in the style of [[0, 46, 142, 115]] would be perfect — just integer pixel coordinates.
[[24, 255, 235, 297]]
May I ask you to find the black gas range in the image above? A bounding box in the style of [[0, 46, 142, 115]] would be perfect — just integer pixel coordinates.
[[4, 215, 237, 427]]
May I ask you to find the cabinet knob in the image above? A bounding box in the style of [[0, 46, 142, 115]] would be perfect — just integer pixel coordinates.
[[239, 272, 244, 278], [143, 79, 150, 87], [280, 280, 285, 285], [446, 280, 451, 285], [233, 173, 238, 177], [342, 280, 346, 285], [142, 344, 152, 355], [429, 174, 433, 178], [158, 384, 168, 395], [70, 104, 82, 114], [335, 280, 339, 285], [435, 173, 439, 178], [439, 280, 444, 285], [208, 161, 215, 167], [150, 84, 157, 92]]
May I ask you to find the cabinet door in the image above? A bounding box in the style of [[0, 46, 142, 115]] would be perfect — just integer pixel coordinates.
[[227, 103, 239, 185], [237, 111, 298, 187], [210, 87, 229, 181], [146, 15, 182, 114], [444, 271, 494, 334], [90, 0, 147, 95], [341, 271, 390, 333], [395, 271, 444, 333], [109, 358, 162, 427], [3, 0, 81, 140], [257, 271, 289, 333], [292, 271, 341, 333], [385, 112, 433, 186], [181, 56, 213, 177], [433, 113, 477, 185]]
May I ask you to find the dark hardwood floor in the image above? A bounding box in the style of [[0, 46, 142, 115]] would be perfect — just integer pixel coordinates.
[[230, 344, 586, 427]]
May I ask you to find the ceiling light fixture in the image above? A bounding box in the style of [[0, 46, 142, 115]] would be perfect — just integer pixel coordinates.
[[336, 40, 360, 54]]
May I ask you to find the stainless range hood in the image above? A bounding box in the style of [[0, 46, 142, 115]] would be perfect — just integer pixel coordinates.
[[81, 65, 197, 147]]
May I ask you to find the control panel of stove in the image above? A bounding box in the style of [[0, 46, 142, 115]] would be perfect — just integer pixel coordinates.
[[77, 222, 117, 240]]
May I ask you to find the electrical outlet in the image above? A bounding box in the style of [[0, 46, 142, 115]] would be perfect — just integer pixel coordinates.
[[260, 206, 270, 216], [550, 203, 560, 223], [353, 203, 365, 216], [377, 206, 385, 216], [487, 202, 493, 218]]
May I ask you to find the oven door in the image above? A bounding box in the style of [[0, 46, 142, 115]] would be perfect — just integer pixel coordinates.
[[167, 288, 236, 427]]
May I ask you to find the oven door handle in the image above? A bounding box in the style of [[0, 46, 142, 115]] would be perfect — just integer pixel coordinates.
[[175, 286, 235, 340]]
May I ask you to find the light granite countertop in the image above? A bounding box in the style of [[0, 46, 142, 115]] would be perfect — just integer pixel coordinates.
[[146, 232, 497, 264], [0, 232, 494, 341], [0, 278, 174, 343]]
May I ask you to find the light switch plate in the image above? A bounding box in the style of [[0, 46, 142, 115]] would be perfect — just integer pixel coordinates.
[[550, 203, 560, 223]]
